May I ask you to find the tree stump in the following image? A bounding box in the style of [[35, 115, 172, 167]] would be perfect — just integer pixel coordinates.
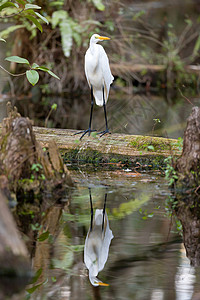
[[0, 102, 73, 258], [173, 106, 200, 266], [0, 190, 30, 297], [0, 102, 73, 201], [175, 106, 200, 190], [174, 200, 200, 266]]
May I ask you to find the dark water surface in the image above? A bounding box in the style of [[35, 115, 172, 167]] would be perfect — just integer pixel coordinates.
[[11, 167, 198, 300]]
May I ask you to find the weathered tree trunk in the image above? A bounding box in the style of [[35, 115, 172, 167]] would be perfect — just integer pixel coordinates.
[[0, 102, 73, 201], [173, 107, 200, 267], [0, 102, 74, 294], [0, 190, 30, 297], [175, 106, 200, 190], [175, 200, 200, 266]]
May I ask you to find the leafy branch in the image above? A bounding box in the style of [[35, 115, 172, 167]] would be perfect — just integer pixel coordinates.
[[0, 1, 49, 32], [4, 56, 60, 86], [0, 1, 60, 86]]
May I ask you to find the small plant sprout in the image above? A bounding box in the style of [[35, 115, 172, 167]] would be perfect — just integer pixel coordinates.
[[30, 163, 46, 181], [45, 103, 58, 128], [31, 163, 43, 172], [152, 118, 161, 135], [164, 156, 178, 186]]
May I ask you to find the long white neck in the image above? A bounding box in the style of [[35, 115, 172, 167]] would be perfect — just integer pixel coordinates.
[[89, 40, 98, 56]]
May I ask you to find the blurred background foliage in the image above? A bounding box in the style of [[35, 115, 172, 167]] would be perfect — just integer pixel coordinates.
[[1, 0, 200, 132], [1, 0, 200, 95]]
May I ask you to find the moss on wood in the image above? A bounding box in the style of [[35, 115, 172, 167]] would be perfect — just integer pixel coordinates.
[[0, 123, 181, 167]]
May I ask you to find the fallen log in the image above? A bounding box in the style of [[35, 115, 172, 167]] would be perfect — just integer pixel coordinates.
[[0, 103, 181, 167], [32, 127, 181, 167], [110, 63, 200, 76]]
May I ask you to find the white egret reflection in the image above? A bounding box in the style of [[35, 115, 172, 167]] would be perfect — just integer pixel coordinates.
[[84, 188, 114, 286]]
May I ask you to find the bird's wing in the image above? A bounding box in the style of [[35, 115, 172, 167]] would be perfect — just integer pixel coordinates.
[[98, 211, 114, 272], [99, 45, 114, 102], [84, 49, 91, 88]]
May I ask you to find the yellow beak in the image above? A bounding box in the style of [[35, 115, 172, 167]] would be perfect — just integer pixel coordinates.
[[98, 36, 110, 40], [98, 282, 109, 286]]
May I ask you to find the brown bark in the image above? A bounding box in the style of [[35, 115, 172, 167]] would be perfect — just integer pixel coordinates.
[[0, 191, 28, 262], [0, 102, 73, 199], [176, 106, 200, 187], [175, 201, 200, 266], [0, 190, 30, 297], [173, 107, 200, 266]]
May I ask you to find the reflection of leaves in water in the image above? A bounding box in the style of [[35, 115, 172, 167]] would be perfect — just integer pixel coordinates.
[[52, 251, 74, 270], [37, 230, 49, 241], [63, 187, 106, 227], [63, 212, 91, 227], [52, 245, 84, 271], [26, 268, 48, 298], [112, 193, 150, 219], [30, 268, 43, 284], [26, 279, 48, 294]]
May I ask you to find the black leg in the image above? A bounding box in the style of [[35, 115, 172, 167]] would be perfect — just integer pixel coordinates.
[[74, 85, 96, 140], [89, 188, 93, 232], [98, 86, 111, 137], [102, 193, 107, 231]]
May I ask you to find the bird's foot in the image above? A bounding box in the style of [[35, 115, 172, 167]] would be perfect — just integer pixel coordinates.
[[97, 129, 111, 137], [74, 128, 97, 140]]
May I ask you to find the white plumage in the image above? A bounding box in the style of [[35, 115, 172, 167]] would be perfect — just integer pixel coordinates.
[[85, 34, 114, 107], [84, 208, 114, 286]]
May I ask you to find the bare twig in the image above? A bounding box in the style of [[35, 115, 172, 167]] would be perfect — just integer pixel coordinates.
[[178, 88, 194, 106], [0, 64, 26, 77]]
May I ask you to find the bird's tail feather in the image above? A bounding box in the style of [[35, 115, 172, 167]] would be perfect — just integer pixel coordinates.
[[93, 89, 104, 106]]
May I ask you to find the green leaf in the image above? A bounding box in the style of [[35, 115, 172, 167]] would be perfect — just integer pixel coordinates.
[[26, 70, 39, 86], [25, 15, 43, 32], [51, 276, 57, 282], [72, 32, 81, 47], [60, 19, 72, 57], [5, 56, 30, 64], [193, 35, 200, 56], [147, 145, 154, 151], [132, 10, 145, 21], [30, 268, 43, 284], [16, 0, 26, 4], [51, 103, 57, 110], [36, 66, 60, 80], [38, 231, 49, 242], [0, 38, 6, 42], [0, 25, 24, 39], [50, 1, 64, 6], [51, 10, 67, 28], [46, 70, 60, 80], [34, 12, 49, 24], [92, 0, 105, 11], [26, 284, 42, 294], [185, 18, 192, 26], [25, 4, 41, 10], [31, 62, 39, 69], [26, 279, 48, 294], [35, 66, 49, 71], [0, 2, 18, 11]]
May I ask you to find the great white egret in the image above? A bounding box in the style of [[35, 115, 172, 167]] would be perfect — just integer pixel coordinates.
[[75, 34, 114, 140], [84, 189, 114, 286]]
